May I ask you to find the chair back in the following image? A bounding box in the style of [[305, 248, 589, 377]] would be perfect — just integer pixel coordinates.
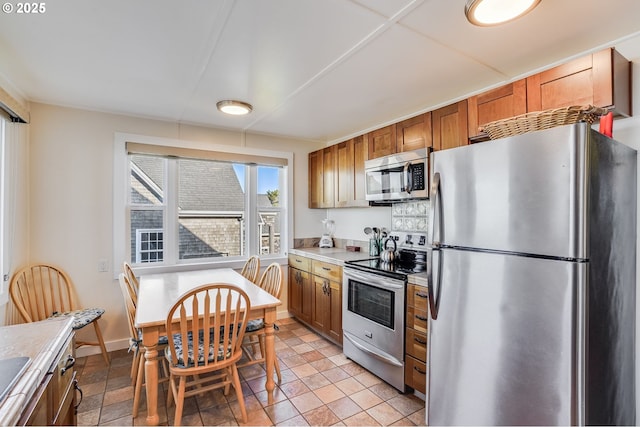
[[258, 263, 282, 299], [165, 284, 250, 369], [123, 261, 139, 295], [120, 267, 138, 306], [10, 264, 78, 323], [118, 273, 139, 344], [240, 256, 260, 283]]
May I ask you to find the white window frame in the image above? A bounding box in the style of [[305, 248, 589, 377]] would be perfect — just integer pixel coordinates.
[[0, 117, 6, 305], [113, 132, 293, 278]]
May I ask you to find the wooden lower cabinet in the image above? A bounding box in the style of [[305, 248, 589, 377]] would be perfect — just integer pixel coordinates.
[[311, 276, 342, 344], [21, 333, 77, 426], [288, 254, 343, 345], [405, 283, 428, 394], [288, 266, 312, 324], [405, 355, 427, 395]]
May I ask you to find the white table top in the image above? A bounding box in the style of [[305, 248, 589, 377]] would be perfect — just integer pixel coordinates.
[[135, 268, 281, 328]]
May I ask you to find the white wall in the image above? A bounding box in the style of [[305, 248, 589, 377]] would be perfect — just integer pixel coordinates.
[[24, 102, 325, 352]]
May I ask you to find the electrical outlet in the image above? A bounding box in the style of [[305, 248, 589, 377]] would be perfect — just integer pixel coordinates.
[[98, 259, 109, 272]]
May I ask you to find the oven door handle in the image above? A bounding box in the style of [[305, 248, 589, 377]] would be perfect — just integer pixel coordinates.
[[343, 269, 405, 289], [343, 332, 403, 367]]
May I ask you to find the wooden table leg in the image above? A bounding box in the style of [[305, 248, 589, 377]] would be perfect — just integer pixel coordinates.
[[263, 307, 277, 404], [142, 327, 160, 426]]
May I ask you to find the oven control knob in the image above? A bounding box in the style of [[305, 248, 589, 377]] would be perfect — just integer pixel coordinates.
[[405, 234, 413, 244], [419, 235, 426, 245]]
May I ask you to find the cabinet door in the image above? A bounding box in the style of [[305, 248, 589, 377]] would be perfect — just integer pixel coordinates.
[[288, 267, 311, 324], [368, 124, 397, 159], [468, 80, 526, 140], [288, 267, 303, 318], [321, 146, 336, 208], [308, 149, 323, 208], [301, 272, 313, 324], [311, 276, 329, 332], [308, 146, 336, 208], [526, 48, 631, 117], [397, 113, 432, 152], [328, 281, 342, 344], [432, 100, 468, 151], [335, 139, 354, 208], [352, 134, 369, 206]]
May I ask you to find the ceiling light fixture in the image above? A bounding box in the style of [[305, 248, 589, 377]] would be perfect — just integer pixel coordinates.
[[216, 100, 253, 115], [465, 0, 541, 26]]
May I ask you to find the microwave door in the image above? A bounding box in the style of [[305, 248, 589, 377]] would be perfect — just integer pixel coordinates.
[[367, 166, 405, 199]]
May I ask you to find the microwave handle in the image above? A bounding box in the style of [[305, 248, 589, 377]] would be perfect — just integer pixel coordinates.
[[403, 162, 413, 193]]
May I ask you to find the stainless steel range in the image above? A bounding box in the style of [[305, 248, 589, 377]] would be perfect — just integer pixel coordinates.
[[342, 231, 427, 392]]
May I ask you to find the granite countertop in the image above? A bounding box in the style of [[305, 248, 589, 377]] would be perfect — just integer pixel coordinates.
[[288, 247, 372, 265], [0, 317, 74, 426], [289, 247, 428, 287]]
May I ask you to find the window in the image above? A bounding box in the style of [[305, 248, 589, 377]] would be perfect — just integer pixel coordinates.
[[115, 134, 292, 274]]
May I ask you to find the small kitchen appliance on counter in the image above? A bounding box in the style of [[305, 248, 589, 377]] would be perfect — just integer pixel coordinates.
[[319, 219, 335, 248]]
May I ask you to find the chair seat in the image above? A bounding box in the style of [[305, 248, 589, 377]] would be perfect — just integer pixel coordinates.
[[166, 331, 232, 368], [49, 307, 105, 330], [245, 318, 264, 332], [130, 331, 168, 353]]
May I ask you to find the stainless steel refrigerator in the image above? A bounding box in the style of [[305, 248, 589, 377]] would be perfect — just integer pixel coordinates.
[[426, 123, 636, 425]]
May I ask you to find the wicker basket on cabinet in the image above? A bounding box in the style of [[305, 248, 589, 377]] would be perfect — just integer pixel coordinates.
[[479, 105, 609, 140]]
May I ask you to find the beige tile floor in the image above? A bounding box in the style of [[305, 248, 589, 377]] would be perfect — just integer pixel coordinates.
[[75, 317, 426, 426]]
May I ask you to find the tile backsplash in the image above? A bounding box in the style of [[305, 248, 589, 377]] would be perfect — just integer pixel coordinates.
[[392, 200, 429, 232]]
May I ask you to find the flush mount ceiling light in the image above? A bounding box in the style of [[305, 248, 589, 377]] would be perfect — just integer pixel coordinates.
[[216, 100, 253, 115], [465, 0, 541, 26]]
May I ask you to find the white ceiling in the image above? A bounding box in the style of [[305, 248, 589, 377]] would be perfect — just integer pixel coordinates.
[[1, 0, 640, 143]]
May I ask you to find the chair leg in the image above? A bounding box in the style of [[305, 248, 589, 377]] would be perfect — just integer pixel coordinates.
[[131, 347, 142, 386], [132, 352, 145, 418], [92, 320, 111, 365], [174, 376, 187, 426], [231, 364, 247, 423]]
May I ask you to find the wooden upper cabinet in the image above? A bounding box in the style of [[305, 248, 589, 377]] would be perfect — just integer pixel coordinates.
[[432, 100, 469, 151], [397, 112, 432, 152], [335, 140, 353, 208], [468, 80, 527, 140], [308, 146, 336, 208], [336, 135, 369, 208], [526, 48, 631, 117], [352, 134, 368, 205], [368, 124, 397, 159], [308, 149, 323, 208]]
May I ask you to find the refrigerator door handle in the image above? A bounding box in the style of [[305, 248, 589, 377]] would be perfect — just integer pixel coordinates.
[[428, 172, 442, 319]]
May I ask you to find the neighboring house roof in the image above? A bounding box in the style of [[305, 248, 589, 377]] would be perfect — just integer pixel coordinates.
[[130, 156, 276, 210]]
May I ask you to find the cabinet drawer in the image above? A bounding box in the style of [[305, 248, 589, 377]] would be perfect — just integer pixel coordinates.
[[54, 336, 75, 406], [405, 355, 426, 394], [407, 284, 429, 312], [406, 328, 427, 362], [406, 306, 428, 334], [311, 260, 342, 281], [288, 254, 311, 272]]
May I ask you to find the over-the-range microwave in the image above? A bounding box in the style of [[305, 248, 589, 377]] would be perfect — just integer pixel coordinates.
[[365, 148, 429, 203]]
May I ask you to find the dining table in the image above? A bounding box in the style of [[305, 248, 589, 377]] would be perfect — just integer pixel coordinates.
[[134, 267, 282, 426]]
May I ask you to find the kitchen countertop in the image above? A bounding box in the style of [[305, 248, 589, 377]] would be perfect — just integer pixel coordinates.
[[0, 317, 74, 426], [289, 247, 428, 287]]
